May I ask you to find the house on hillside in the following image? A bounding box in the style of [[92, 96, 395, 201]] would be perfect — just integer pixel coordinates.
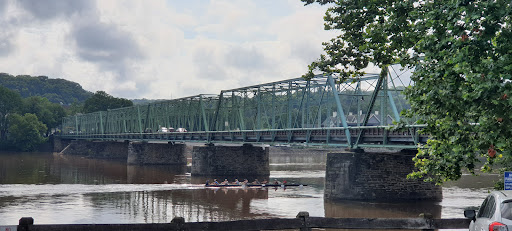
[[322, 111, 396, 127]]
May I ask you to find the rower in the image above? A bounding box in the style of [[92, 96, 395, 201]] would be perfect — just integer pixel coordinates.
[[221, 179, 229, 185], [252, 179, 260, 184], [232, 179, 240, 185], [238, 179, 246, 187], [213, 179, 220, 185]]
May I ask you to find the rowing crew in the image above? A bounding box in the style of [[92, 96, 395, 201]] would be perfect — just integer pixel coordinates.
[[206, 178, 279, 186]]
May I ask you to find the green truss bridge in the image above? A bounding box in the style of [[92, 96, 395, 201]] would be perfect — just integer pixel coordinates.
[[59, 66, 426, 149]]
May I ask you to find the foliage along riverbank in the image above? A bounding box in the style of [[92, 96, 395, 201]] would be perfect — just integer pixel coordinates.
[[0, 74, 133, 152]]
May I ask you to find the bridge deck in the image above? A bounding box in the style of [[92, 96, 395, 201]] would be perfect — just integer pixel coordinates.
[[59, 126, 427, 149]]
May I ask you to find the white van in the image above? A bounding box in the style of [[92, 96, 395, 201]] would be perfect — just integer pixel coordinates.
[[176, 128, 187, 133], [158, 127, 169, 133]]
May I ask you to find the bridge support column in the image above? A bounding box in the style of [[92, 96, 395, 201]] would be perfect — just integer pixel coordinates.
[[52, 136, 72, 153], [59, 140, 128, 159], [127, 142, 186, 165], [325, 151, 442, 201], [191, 143, 269, 177]]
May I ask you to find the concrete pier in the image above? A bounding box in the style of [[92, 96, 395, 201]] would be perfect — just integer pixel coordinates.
[[59, 140, 128, 159], [55, 139, 187, 165], [191, 143, 269, 176], [53, 136, 72, 153], [324, 151, 442, 201], [127, 142, 186, 165]]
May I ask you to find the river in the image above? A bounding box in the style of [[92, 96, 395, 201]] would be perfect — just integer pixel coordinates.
[[0, 151, 494, 227]]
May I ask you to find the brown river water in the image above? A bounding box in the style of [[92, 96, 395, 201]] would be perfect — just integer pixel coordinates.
[[0, 151, 494, 227]]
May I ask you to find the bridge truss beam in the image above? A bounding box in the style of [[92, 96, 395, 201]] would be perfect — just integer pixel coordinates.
[[60, 66, 422, 148]]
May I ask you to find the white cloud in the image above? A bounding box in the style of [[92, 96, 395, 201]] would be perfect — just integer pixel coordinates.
[[0, 0, 336, 99]]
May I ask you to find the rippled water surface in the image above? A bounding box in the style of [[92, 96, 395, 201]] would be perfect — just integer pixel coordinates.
[[0, 151, 495, 226]]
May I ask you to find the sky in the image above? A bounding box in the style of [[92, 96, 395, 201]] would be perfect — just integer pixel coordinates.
[[0, 0, 341, 99]]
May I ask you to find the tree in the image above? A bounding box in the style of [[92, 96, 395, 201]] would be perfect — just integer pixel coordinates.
[[302, 0, 419, 80], [304, 0, 512, 184], [7, 113, 47, 151], [22, 96, 66, 135], [83, 91, 133, 113], [0, 86, 22, 140], [0, 73, 92, 105], [66, 101, 84, 116]]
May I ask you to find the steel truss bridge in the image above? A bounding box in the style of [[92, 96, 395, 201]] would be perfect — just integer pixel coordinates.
[[59, 66, 427, 149]]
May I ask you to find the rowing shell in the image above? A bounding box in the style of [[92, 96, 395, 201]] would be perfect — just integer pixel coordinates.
[[205, 184, 306, 187]]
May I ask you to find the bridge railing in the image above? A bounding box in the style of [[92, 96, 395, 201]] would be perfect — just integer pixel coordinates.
[[57, 124, 427, 148], [13, 212, 470, 231]]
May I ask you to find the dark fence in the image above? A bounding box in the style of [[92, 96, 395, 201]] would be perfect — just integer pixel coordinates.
[[13, 212, 471, 231]]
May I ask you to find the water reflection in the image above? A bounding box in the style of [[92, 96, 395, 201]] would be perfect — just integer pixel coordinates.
[[323, 200, 442, 231], [85, 188, 269, 223], [0, 153, 186, 184], [0, 183, 278, 223], [270, 154, 326, 171], [325, 200, 441, 218], [443, 173, 497, 189], [0, 152, 59, 184], [126, 165, 186, 184]]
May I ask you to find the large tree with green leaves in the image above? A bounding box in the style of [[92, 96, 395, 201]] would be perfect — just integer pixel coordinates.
[[83, 91, 133, 113], [304, 0, 512, 184], [7, 113, 47, 151], [0, 86, 22, 140], [22, 96, 66, 136]]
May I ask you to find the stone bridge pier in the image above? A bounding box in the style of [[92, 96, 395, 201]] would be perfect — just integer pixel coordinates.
[[53, 138, 269, 177], [127, 142, 186, 165], [191, 143, 270, 177], [325, 151, 442, 201], [54, 137, 187, 165]]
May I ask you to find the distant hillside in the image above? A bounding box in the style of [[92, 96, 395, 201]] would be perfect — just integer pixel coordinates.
[[0, 73, 93, 105]]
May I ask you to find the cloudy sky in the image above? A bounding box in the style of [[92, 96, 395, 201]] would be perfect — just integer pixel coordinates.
[[0, 0, 338, 99]]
